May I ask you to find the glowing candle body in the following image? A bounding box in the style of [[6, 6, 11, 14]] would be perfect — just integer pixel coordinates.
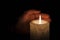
[[30, 15, 50, 40]]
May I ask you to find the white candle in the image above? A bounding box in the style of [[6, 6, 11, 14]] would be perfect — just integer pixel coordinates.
[[30, 16, 50, 40]]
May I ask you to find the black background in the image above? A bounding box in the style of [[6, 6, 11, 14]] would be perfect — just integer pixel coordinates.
[[2, 0, 59, 40]]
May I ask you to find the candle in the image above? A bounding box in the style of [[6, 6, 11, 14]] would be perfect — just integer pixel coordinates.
[[30, 15, 50, 40]]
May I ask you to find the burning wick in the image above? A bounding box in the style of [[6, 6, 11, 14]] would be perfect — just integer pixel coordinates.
[[39, 15, 41, 24], [30, 15, 48, 24]]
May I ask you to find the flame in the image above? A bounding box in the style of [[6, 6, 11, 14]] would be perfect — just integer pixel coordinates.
[[39, 15, 41, 24]]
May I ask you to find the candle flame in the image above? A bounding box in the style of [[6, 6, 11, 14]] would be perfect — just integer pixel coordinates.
[[39, 15, 41, 24]]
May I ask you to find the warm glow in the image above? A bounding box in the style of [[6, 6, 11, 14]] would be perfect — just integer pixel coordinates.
[[31, 15, 48, 24], [39, 15, 41, 24]]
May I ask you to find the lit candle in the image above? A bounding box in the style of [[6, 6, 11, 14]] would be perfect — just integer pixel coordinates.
[[30, 15, 50, 40]]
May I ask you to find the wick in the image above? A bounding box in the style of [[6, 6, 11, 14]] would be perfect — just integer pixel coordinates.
[[39, 15, 41, 24]]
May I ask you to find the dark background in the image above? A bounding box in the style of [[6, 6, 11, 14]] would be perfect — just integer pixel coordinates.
[[7, 0, 59, 40]]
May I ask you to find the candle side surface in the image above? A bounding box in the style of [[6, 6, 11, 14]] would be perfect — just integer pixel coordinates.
[[30, 20, 50, 40]]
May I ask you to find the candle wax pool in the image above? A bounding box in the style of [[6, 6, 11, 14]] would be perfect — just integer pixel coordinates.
[[31, 20, 48, 24]]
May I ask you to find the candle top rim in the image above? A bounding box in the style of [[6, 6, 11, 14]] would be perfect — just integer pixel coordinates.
[[31, 20, 49, 24]]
